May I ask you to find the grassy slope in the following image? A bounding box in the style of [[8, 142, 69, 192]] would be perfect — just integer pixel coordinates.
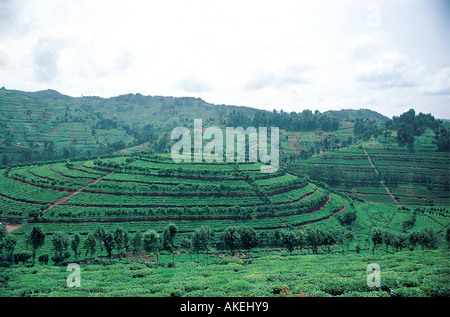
[[0, 89, 134, 159], [1, 250, 448, 297]]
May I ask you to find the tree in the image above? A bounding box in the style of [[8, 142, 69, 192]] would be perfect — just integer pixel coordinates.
[[3, 234, 17, 261], [239, 226, 258, 253], [382, 231, 394, 253], [446, 228, 450, 249], [17, 250, 32, 264], [0, 222, 7, 237], [408, 231, 420, 251], [297, 230, 306, 254], [51, 231, 69, 264], [113, 226, 126, 259], [38, 254, 49, 265], [371, 228, 383, 254], [93, 225, 106, 256], [418, 227, 437, 250], [83, 232, 97, 260], [163, 223, 178, 265], [29, 226, 46, 265], [123, 231, 130, 253], [223, 226, 241, 255], [397, 122, 415, 146], [103, 231, 115, 260], [192, 226, 213, 265], [142, 230, 160, 265], [434, 127, 450, 152], [321, 230, 335, 253], [305, 227, 321, 254], [70, 232, 81, 262], [180, 237, 193, 261], [334, 230, 344, 254], [343, 230, 355, 254], [281, 230, 298, 254], [391, 233, 407, 252], [131, 231, 143, 255]]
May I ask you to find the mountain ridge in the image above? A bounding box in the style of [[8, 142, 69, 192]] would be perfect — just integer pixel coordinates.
[[8, 87, 393, 121]]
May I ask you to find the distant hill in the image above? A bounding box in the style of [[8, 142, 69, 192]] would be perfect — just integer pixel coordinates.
[[0, 89, 135, 163], [0, 88, 265, 165], [10, 89, 73, 102], [13, 89, 261, 128], [3, 88, 426, 166], [323, 109, 390, 123]]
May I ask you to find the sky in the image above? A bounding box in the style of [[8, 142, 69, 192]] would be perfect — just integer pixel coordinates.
[[0, 0, 449, 119]]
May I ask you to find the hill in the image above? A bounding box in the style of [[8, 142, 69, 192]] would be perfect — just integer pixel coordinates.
[[11, 88, 261, 129], [1, 91, 449, 298], [323, 109, 390, 123], [0, 88, 263, 165], [0, 154, 347, 239], [288, 145, 450, 207], [0, 88, 135, 163]]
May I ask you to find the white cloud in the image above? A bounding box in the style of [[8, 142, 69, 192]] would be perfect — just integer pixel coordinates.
[[0, 0, 448, 119], [349, 32, 389, 60], [175, 77, 212, 93], [356, 51, 425, 88], [420, 67, 450, 95], [245, 65, 311, 91]]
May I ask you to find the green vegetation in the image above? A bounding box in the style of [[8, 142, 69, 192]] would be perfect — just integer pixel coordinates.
[[1, 91, 449, 298], [1, 247, 448, 297]]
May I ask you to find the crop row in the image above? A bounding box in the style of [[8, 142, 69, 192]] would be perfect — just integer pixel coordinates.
[[254, 173, 297, 186], [62, 191, 265, 207], [102, 172, 251, 186], [366, 148, 450, 157], [15, 195, 346, 241], [371, 159, 450, 170], [0, 196, 42, 218], [85, 180, 255, 195], [49, 163, 100, 179], [6, 166, 81, 190], [376, 165, 449, 176], [27, 165, 92, 186], [68, 161, 108, 175], [268, 183, 317, 204], [129, 159, 241, 171], [0, 170, 70, 204]]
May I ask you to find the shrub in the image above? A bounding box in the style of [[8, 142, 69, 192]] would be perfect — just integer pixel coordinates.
[[38, 254, 49, 265]]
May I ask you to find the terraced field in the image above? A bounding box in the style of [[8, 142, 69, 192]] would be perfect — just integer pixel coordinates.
[[0, 153, 351, 256], [289, 146, 450, 207], [0, 89, 134, 161]]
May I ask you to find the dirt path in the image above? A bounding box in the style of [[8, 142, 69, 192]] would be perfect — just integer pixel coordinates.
[[364, 149, 378, 175], [5, 223, 21, 233], [41, 170, 117, 215], [3, 170, 117, 233], [364, 149, 398, 204]]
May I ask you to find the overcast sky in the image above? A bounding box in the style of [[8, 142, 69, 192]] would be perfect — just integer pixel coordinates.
[[1, 0, 449, 119]]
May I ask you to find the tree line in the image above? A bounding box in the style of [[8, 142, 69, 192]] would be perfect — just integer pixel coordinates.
[[224, 109, 340, 132], [1, 223, 449, 267], [385, 109, 449, 152], [369, 227, 447, 254]]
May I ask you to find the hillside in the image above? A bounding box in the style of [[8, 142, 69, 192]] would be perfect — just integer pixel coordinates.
[[0, 154, 348, 244], [1, 95, 449, 299], [0, 89, 135, 163], [2, 250, 448, 297], [289, 146, 450, 207], [2, 151, 449, 253], [0, 88, 263, 165], [323, 109, 390, 123], [11, 88, 261, 131]]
